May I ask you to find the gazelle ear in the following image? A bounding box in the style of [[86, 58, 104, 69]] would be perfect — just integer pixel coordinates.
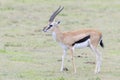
[[57, 21, 61, 24]]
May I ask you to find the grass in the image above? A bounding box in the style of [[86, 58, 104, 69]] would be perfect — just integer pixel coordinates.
[[0, 0, 120, 80]]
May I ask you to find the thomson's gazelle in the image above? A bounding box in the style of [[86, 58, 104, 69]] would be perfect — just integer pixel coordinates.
[[43, 6, 104, 74]]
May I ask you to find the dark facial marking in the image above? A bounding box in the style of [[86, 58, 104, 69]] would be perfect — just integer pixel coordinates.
[[72, 35, 90, 46], [46, 25, 53, 30], [43, 27, 47, 32]]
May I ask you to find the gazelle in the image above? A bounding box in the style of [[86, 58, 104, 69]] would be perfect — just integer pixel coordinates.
[[43, 6, 104, 74]]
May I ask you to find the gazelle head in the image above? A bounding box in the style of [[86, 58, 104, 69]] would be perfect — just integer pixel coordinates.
[[43, 6, 64, 32]]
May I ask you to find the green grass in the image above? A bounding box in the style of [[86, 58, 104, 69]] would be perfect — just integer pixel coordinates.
[[0, 0, 120, 80]]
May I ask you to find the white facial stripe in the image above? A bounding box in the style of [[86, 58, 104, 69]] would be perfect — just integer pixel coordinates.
[[46, 25, 52, 30]]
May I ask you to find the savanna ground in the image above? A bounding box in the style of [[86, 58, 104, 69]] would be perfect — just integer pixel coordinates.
[[0, 0, 120, 80]]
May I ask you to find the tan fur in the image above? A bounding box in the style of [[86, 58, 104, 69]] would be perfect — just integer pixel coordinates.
[[53, 27, 102, 48]]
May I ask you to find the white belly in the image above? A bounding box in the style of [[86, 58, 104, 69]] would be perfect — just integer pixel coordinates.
[[73, 39, 90, 48]]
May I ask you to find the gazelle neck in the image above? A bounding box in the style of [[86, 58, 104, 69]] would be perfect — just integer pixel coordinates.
[[52, 27, 63, 42]]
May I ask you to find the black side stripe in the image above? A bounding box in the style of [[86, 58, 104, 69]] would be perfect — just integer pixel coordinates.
[[72, 35, 90, 46]]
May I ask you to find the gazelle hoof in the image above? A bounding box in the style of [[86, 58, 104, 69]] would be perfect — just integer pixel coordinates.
[[63, 67, 69, 71]]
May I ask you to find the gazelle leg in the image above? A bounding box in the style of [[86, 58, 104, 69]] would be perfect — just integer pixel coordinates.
[[89, 45, 102, 74], [95, 49, 102, 73], [60, 49, 67, 72], [70, 47, 76, 73]]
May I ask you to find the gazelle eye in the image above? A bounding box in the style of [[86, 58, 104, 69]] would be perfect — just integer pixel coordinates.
[[49, 25, 53, 27], [46, 24, 53, 30]]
